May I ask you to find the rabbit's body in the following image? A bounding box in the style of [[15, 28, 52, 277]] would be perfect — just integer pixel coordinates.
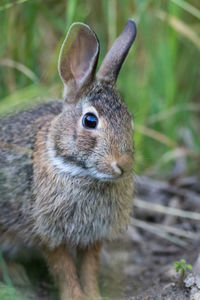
[[33, 82, 134, 248], [0, 20, 137, 300], [0, 84, 133, 250], [0, 101, 63, 249]]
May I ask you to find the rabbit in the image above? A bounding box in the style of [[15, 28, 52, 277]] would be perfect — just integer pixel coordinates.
[[0, 19, 137, 300]]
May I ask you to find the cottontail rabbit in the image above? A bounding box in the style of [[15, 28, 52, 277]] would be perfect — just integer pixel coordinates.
[[0, 20, 137, 300]]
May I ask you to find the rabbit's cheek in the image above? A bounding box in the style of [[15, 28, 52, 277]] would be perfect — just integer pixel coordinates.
[[78, 137, 96, 153], [76, 129, 98, 153]]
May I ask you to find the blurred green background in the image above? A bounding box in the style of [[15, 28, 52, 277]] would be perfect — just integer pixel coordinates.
[[0, 0, 200, 174]]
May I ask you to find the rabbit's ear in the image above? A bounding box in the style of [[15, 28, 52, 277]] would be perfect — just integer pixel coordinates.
[[97, 20, 137, 83], [58, 23, 99, 103]]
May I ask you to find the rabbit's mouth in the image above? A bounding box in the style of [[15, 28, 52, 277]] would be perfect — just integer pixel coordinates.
[[88, 155, 133, 182], [88, 160, 133, 182], [88, 167, 123, 182]]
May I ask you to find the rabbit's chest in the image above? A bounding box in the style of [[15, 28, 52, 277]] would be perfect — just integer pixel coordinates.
[[33, 177, 133, 248]]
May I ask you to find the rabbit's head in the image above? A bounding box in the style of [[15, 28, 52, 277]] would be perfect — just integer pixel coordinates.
[[47, 21, 137, 182]]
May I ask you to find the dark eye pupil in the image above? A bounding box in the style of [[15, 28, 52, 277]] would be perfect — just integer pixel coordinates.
[[82, 113, 98, 129]]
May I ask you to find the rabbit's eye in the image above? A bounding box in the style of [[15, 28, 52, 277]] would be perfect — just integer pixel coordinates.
[[82, 113, 98, 129]]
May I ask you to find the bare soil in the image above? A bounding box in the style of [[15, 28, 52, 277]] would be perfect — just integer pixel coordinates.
[[100, 233, 200, 299]]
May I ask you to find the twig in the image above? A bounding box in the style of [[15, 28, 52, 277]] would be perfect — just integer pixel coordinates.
[[135, 176, 200, 208], [132, 219, 187, 247], [155, 223, 199, 240], [134, 198, 200, 221], [163, 197, 181, 226]]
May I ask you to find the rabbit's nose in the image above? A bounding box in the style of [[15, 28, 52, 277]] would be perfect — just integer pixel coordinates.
[[111, 154, 133, 176], [111, 161, 122, 176]]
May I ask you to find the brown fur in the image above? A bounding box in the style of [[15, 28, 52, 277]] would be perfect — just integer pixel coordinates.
[[44, 245, 84, 300], [78, 243, 102, 299]]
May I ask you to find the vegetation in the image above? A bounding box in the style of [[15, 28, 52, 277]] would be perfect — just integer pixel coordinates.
[[174, 259, 193, 279], [0, 284, 22, 300]]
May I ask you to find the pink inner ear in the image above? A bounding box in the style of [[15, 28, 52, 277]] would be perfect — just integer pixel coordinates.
[[70, 33, 96, 85], [70, 60, 90, 84]]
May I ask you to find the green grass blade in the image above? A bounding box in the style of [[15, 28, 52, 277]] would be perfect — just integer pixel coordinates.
[[0, 0, 30, 12], [66, 0, 78, 29], [0, 252, 12, 286], [171, 0, 200, 20]]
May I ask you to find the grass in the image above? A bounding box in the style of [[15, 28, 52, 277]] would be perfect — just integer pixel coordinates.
[[0, 0, 200, 298], [0, 283, 22, 300]]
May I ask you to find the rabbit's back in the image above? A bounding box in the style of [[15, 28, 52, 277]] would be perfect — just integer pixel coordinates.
[[0, 100, 63, 147], [0, 101, 63, 246]]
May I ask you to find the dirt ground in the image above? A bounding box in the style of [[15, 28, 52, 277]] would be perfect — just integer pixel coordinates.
[[14, 229, 200, 300], [100, 233, 200, 300]]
